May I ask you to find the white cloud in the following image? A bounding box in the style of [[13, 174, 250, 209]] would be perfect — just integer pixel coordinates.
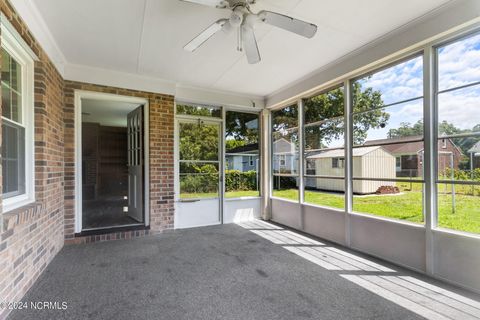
[[438, 86, 480, 130]]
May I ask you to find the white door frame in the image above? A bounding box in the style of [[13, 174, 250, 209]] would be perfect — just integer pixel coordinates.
[[174, 115, 223, 228], [74, 90, 150, 233], [173, 103, 263, 228]]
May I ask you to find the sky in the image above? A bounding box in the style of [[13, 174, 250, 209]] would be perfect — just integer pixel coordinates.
[[355, 33, 480, 142], [280, 32, 480, 151]]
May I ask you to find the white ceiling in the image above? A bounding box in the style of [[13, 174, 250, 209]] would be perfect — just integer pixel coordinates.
[[30, 0, 452, 97], [82, 99, 141, 127]]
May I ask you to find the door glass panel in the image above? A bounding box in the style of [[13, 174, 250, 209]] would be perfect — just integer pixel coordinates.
[[225, 111, 260, 198], [180, 162, 219, 199], [179, 122, 219, 161], [179, 121, 220, 199]]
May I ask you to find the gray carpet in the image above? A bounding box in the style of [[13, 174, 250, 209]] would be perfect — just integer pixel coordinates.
[[7, 223, 475, 320]]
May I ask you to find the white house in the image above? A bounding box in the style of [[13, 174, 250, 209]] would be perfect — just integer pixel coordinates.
[[273, 138, 298, 175]]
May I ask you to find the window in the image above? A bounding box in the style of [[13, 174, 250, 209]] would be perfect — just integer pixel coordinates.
[[303, 86, 345, 209], [332, 158, 344, 169], [436, 33, 480, 234], [1, 22, 35, 212], [225, 111, 260, 198], [351, 55, 425, 224], [272, 105, 299, 201]]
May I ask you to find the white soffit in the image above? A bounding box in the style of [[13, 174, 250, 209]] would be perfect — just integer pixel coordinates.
[[11, 0, 460, 99]]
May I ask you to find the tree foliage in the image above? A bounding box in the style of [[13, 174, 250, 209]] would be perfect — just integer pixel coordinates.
[[302, 82, 389, 150], [388, 120, 423, 138]]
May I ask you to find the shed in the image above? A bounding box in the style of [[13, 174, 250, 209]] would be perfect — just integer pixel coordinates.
[[306, 146, 396, 194]]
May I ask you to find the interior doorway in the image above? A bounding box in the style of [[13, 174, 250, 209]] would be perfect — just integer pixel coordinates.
[[75, 92, 149, 232]]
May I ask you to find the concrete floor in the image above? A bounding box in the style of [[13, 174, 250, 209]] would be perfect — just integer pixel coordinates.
[[8, 220, 480, 320]]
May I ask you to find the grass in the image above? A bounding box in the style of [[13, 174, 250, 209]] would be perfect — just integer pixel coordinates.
[[273, 188, 480, 234], [182, 185, 480, 234], [181, 190, 260, 199]]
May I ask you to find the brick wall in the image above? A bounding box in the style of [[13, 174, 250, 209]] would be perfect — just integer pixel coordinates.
[[0, 1, 65, 319], [63, 81, 175, 243]]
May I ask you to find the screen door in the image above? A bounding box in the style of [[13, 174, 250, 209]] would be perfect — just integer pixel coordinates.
[[176, 118, 222, 228]]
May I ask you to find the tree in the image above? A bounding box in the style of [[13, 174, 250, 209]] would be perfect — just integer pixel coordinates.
[[225, 112, 259, 151], [439, 120, 462, 136], [388, 120, 423, 138], [303, 82, 389, 150]]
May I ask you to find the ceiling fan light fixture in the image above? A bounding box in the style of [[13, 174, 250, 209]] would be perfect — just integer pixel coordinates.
[[181, 0, 318, 63]]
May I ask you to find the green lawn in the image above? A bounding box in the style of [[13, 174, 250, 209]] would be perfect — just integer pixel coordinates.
[[181, 190, 260, 199], [273, 188, 480, 234], [181, 186, 480, 234]]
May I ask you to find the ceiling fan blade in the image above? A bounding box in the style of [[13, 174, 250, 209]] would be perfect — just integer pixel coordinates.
[[179, 0, 228, 8], [242, 26, 261, 64], [184, 19, 228, 52], [258, 10, 317, 39]]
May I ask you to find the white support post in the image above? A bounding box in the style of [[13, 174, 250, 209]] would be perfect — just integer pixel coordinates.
[[344, 80, 353, 247], [298, 99, 305, 230], [261, 108, 272, 221], [424, 46, 437, 275]]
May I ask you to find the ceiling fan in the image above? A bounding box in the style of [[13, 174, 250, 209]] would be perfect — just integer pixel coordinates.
[[181, 0, 318, 64]]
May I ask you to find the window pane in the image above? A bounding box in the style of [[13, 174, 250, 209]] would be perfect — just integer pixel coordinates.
[[179, 162, 219, 199], [225, 111, 259, 198], [304, 118, 344, 152], [1, 48, 11, 87], [306, 148, 345, 178], [176, 104, 221, 118], [352, 142, 424, 180], [438, 136, 479, 182], [272, 176, 299, 201], [437, 33, 480, 92], [272, 105, 299, 176], [10, 56, 21, 93], [353, 181, 424, 224], [2, 122, 25, 197], [179, 122, 219, 161], [437, 85, 480, 136], [304, 87, 344, 124], [438, 183, 480, 234], [305, 178, 345, 210], [353, 99, 423, 145], [2, 84, 11, 119], [353, 55, 423, 108], [11, 91, 21, 123]]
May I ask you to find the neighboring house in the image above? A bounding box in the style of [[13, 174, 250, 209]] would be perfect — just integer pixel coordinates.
[[306, 146, 396, 194], [364, 135, 463, 177], [226, 138, 299, 174], [225, 143, 259, 172], [272, 138, 299, 175], [468, 141, 480, 169]]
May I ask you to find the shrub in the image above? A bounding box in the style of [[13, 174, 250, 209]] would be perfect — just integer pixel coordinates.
[[225, 170, 257, 192], [180, 165, 258, 194]]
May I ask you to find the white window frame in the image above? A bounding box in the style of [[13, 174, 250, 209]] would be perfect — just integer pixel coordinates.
[[1, 16, 37, 212]]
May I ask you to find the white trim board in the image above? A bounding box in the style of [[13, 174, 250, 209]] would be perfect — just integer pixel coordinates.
[[1, 15, 36, 212], [74, 90, 150, 233]]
